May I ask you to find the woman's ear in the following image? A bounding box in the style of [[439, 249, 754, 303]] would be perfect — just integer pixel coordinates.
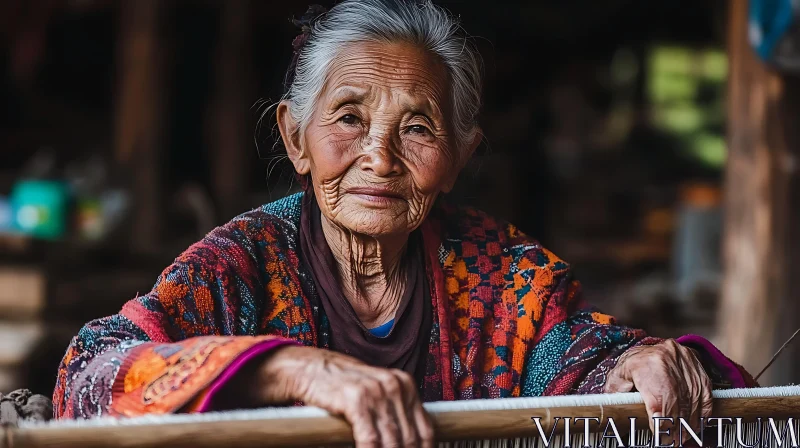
[[465, 128, 483, 161], [442, 128, 482, 193], [276, 101, 310, 175]]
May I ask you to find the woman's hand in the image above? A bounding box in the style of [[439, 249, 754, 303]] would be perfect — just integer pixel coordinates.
[[605, 339, 712, 442], [255, 346, 434, 448]]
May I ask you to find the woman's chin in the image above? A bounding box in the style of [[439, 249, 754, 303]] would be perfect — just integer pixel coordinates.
[[340, 215, 410, 237]]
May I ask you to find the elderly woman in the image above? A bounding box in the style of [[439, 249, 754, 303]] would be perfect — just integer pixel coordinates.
[[54, 0, 754, 445]]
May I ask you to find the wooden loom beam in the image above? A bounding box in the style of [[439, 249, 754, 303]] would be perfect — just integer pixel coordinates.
[[717, 0, 800, 385], [0, 393, 797, 448]]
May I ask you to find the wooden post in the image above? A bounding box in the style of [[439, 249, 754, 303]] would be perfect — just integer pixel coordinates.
[[211, 0, 253, 222], [114, 0, 166, 251], [716, 0, 800, 385]]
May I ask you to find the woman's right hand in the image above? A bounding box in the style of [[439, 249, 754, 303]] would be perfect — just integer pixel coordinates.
[[254, 345, 434, 448]]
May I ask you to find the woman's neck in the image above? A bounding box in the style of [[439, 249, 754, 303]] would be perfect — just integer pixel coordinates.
[[320, 216, 408, 328]]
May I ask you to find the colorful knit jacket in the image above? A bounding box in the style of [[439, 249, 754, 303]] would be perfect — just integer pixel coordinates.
[[53, 193, 753, 419]]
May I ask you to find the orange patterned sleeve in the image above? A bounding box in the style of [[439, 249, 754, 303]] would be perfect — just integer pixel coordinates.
[[54, 208, 306, 419]]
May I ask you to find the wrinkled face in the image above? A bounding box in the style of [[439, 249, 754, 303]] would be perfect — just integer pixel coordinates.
[[281, 41, 469, 238]]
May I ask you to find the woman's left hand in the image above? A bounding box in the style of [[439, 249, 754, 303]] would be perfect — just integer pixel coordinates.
[[605, 339, 712, 440]]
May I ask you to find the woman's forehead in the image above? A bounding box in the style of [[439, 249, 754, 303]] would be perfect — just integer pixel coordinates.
[[323, 42, 450, 107]]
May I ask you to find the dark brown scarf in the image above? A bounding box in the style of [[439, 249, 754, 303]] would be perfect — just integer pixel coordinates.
[[298, 193, 432, 381]]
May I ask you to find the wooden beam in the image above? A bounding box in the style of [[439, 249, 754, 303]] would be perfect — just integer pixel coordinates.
[[716, 0, 800, 385], [211, 0, 253, 221], [113, 0, 166, 251]]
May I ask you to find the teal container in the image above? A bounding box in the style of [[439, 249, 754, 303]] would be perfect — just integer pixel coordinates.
[[10, 180, 70, 239]]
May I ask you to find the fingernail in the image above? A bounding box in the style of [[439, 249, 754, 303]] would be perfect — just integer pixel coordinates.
[[653, 412, 662, 418]]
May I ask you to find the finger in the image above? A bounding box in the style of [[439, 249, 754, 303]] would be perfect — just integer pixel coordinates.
[[415, 407, 435, 448], [664, 377, 686, 445], [646, 347, 681, 420], [604, 364, 635, 394], [685, 366, 703, 435], [646, 383, 678, 445], [683, 348, 714, 420], [686, 377, 700, 431], [660, 342, 694, 444], [679, 370, 700, 425], [630, 362, 671, 431], [375, 401, 403, 447], [349, 407, 381, 448], [364, 376, 402, 448], [700, 371, 713, 418], [639, 390, 663, 433], [662, 383, 681, 423], [680, 398, 695, 445], [391, 370, 424, 447], [387, 369, 434, 448], [660, 398, 681, 448], [681, 348, 708, 439], [381, 371, 418, 447], [339, 380, 383, 448]]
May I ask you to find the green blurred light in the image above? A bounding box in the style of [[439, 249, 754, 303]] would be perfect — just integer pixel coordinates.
[[649, 74, 698, 103], [646, 44, 728, 172], [654, 105, 705, 134], [687, 133, 727, 169], [701, 50, 728, 81], [649, 46, 693, 76]]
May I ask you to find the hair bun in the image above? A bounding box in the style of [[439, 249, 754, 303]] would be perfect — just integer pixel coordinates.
[[292, 4, 328, 35], [286, 5, 329, 91]]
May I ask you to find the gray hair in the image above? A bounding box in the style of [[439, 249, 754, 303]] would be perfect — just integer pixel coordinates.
[[284, 0, 483, 154]]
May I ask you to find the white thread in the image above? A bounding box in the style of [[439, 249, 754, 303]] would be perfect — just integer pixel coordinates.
[[22, 385, 800, 430]]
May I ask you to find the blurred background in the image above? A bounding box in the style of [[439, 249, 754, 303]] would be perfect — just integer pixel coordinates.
[[0, 0, 798, 396]]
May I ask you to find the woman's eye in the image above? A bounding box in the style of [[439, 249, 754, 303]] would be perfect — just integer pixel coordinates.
[[338, 114, 360, 125], [408, 124, 430, 135]]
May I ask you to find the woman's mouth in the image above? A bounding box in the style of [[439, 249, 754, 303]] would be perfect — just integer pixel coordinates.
[[347, 187, 405, 205]]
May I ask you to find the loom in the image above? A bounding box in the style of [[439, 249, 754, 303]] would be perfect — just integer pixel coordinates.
[[2, 386, 799, 447]]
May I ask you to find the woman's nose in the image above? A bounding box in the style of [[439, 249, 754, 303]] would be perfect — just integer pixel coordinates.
[[359, 143, 403, 177]]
